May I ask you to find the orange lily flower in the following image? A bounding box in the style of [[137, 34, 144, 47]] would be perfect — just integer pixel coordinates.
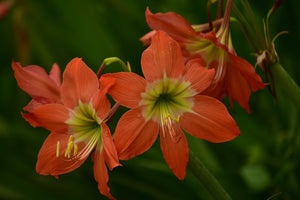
[[20, 58, 120, 200], [12, 61, 62, 112], [142, 7, 265, 112], [101, 31, 240, 179]]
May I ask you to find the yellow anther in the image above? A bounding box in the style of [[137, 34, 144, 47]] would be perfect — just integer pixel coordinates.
[[56, 141, 60, 158], [163, 114, 171, 125], [63, 135, 79, 158], [174, 115, 180, 123], [65, 141, 74, 158], [73, 143, 78, 156], [67, 135, 74, 144], [163, 114, 180, 125]]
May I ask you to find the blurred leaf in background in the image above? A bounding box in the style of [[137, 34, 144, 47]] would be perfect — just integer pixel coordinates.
[[1, 0, 300, 199]]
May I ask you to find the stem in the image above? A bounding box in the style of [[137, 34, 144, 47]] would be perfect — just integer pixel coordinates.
[[192, 18, 223, 32], [222, 0, 232, 30], [216, 0, 224, 19], [268, 0, 285, 17], [97, 63, 106, 79], [106, 103, 121, 124], [207, 0, 213, 31], [188, 150, 232, 200], [217, 0, 232, 46], [270, 63, 300, 112], [97, 57, 131, 79], [103, 57, 131, 72]]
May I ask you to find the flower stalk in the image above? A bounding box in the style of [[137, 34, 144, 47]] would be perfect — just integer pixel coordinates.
[[97, 57, 131, 79], [188, 150, 232, 200], [103, 57, 131, 72], [105, 102, 121, 124]]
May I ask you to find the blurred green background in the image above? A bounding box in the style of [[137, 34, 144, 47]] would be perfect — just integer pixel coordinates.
[[1, 0, 300, 199]]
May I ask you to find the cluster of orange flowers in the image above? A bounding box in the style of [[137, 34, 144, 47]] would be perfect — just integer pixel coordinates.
[[12, 2, 264, 199]]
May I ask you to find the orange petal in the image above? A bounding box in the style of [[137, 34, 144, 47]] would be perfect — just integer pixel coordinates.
[[36, 132, 88, 177], [180, 95, 240, 143], [228, 53, 265, 92], [141, 31, 185, 82], [22, 112, 39, 127], [225, 65, 252, 112], [146, 8, 197, 42], [160, 123, 189, 180], [23, 99, 46, 112], [12, 61, 61, 102], [100, 72, 146, 109], [202, 75, 227, 100], [61, 58, 99, 109], [184, 59, 215, 94], [93, 76, 116, 120], [92, 89, 111, 121], [202, 31, 222, 47], [101, 123, 121, 171], [49, 63, 62, 87], [140, 30, 157, 46], [93, 149, 116, 200], [24, 104, 69, 133], [114, 108, 159, 160]]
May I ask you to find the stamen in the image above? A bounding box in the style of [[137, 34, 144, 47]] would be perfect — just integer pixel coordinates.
[[73, 143, 78, 156], [64, 135, 75, 158], [161, 117, 182, 143], [65, 141, 74, 158], [68, 135, 74, 144], [64, 101, 104, 161], [174, 115, 180, 123], [70, 128, 102, 161], [56, 141, 60, 158], [213, 52, 226, 83], [163, 114, 180, 125]]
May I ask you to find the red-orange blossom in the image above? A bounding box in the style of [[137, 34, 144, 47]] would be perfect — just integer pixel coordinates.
[[142, 7, 265, 112], [101, 31, 240, 179], [13, 58, 120, 200]]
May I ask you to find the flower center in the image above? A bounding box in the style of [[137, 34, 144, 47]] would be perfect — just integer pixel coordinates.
[[140, 75, 194, 124], [187, 38, 218, 64], [56, 101, 102, 159], [186, 37, 228, 84]]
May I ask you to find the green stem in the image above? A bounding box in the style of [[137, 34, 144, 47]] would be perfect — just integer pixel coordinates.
[[188, 150, 232, 200], [270, 63, 300, 112]]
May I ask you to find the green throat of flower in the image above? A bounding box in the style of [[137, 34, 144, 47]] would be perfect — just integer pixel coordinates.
[[187, 37, 228, 84], [56, 101, 102, 159], [140, 75, 194, 125]]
